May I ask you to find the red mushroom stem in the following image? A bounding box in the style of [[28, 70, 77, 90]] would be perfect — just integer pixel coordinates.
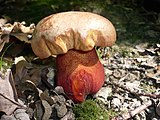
[[56, 48, 105, 103]]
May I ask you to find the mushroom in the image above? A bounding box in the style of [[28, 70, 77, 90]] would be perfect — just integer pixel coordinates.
[[31, 11, 116, 103]]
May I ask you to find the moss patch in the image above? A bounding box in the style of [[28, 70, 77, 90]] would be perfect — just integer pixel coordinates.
[[73, 99, 109, 120]]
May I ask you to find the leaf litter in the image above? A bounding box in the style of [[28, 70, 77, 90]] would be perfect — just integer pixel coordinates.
[[0, 17, 160, 120], [0, 19, 34, 52], [95, 43, 160, 119]]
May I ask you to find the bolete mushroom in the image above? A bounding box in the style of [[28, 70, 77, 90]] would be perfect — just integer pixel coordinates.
[[31, 11, 116, 103]]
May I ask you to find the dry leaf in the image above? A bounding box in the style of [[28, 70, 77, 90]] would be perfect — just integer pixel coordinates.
[[14, 60, 31, 83], [61, 111, 75, 120], [14, 59, 42, 87], [12, 22, 34, 33], [146, 67, 160, 82], [22, 80, 39, 101], [0, 39, 7, 52], [34, 100, 44, 120], [55, 104, 68, 118], [0, 21, 35, 52], [0, 18, 8, 27], [14, 108, 30, 120], [0, 23, 14, 52], [14, 56, 26, 64], [41, 100, 52, 120], [11, 33, 31, 43], [0, 33, 10, 52], [34, 100, 52, 120], [1, 114, 16, 120], [94, 87, 112, 104], [40, 90, 55, 105], [10, 22, 34, 43], [0, 69, 19, 115]]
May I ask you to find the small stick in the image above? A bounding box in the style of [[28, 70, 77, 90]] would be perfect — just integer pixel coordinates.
[[108, 80, 160, 99], [104, 63, 145, 72], [0, 93, 26, 109], [112, 101, 152, 120]]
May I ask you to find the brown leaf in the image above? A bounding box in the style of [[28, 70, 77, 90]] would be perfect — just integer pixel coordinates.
[[61, 111, 75, 120], [12, 22, 35, 34], [14, 60, 30, 83], [0, 18, 8, 27], [40, 90, 55, 105], [11, 33, 31, 43], [0, 69, 20, 115], [146, 66, 160, 82], [34, 100, 52, 120], [14, 59, 42, 86], [0, 34, 10, 52], [34, 100, 44, 120], [41, 100, 52, 120], [21, 80, 40, 101], [55, 104, 68, 118], [0, 23, 14, 51], [0, 39, 7, 52], [0, 21, 35, 52], [10, 22, 34, 43], [29, 68, 42, 86], [1, 114, 16, 120], [14, 108, 30, 120]]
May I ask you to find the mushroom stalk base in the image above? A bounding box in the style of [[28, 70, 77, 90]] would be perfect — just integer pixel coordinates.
[[56, 49, 105, 103]]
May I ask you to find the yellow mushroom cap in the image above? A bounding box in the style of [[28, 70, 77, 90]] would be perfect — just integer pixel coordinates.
[[31, 11, 116, 59]]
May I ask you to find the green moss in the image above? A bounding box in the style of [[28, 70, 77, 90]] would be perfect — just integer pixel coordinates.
[[73, 99, 109, 120]]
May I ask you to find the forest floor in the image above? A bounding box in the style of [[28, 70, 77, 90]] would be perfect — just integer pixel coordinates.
[[0, 0, 160, 120]]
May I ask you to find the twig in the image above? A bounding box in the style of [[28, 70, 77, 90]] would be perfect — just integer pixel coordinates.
[[104, 63, 145, 72], [112, 101, 152, 120], [108, 80, 160, 99], [0, 93, 26, 109]]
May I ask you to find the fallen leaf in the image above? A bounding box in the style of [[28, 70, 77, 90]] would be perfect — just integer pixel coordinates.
[[13, 59, 43, 97], [0, 39, 7, 52], [0, 21, 35, 52], [40, 90, 55, 105], [14, 108, 30, 120], [34, 100, 52, 120], [146, 67, 160, 82], [34, 100, 44, 120], [22, 80, 39, 102], [55, 104, 68, 118], [0, 69, 20, 115], [41, 100, 52, 120], [0, 18, 7, 27], [0, 34, 10, 52], [94, 87, 112, 104], [1, 114, 16, 120], [61, 111, 75, 120], [14, 56, 26, 64]]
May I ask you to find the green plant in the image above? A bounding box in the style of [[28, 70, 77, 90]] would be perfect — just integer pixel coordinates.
[[0, 43, 13, 69], [73, 99, 109, 120]]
